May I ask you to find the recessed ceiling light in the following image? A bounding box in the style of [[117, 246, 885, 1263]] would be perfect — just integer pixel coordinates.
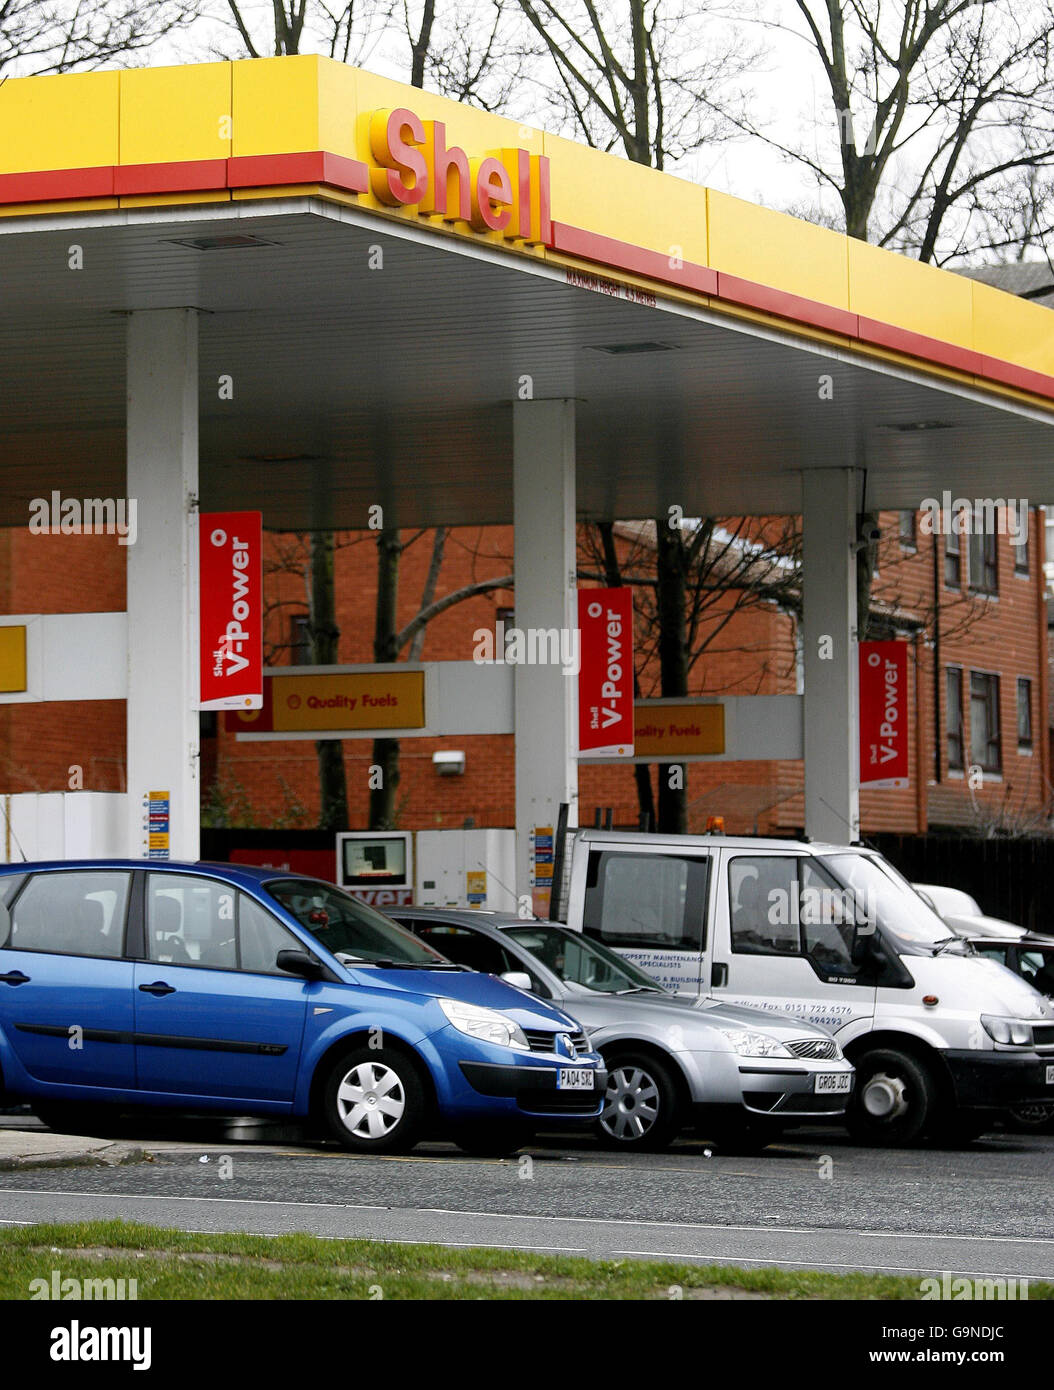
[[165, 234, 279, 251], [587, 341, 676, 355]]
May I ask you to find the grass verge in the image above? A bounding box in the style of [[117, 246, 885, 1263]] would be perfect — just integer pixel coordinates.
[[3, 1220, 1048, 1300]]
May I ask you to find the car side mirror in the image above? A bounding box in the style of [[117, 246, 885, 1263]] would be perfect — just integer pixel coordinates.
[[276, 949, 324, 980], [500, 970, 534, 991]]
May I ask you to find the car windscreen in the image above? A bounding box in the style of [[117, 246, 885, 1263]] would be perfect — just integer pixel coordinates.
[[819, 854, 968, 954], [264, 879, 450, 966], [505, 924, 667, 994]]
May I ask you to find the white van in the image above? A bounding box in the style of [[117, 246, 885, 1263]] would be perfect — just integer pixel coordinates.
[[564, 830, 1054, 1144]]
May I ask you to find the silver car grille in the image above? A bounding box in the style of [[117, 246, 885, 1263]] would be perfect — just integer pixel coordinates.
[[786, 1037, 839, 1060]]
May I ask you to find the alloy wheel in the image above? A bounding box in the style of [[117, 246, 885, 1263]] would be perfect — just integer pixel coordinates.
[[335, 1061, 406, 1140]]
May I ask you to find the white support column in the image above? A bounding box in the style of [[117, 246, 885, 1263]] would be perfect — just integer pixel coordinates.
[[513, 399, 578, 906], [802, 468, 859, 844], [125, 310, 199, 861]]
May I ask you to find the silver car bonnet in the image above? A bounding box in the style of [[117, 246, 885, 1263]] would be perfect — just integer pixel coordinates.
[[556, 987, 837, 1042]]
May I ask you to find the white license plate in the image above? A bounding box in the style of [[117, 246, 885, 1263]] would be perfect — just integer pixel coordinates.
[[815, 1072, 852, 1094], [557, 1068, 594, 1091], [1046, 1064, 1054, 1085]]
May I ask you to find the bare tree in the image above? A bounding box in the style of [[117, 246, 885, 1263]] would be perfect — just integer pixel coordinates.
[[0, 0, 196, 76], [514, 0, 755, 166], [717, 0, 1054, 265]]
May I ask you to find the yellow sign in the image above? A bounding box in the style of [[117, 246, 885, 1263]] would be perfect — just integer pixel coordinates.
[[635, 703, 725, 757], [269, 671, 425, 732], [466, 870, 487, 906], [0, 626, 27, 694]]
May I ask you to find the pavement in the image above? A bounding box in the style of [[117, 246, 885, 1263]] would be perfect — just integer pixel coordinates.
[[0, 1123, 152, 1171]]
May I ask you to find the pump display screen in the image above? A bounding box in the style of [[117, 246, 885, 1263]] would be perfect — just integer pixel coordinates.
[[342, 837, 408, 887]]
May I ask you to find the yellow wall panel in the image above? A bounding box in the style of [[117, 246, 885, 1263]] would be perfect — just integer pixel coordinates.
[[971, 280, 1054, 375], [543, 133, 708, 266], [120, 64, 232, 165], [232, 56, 322, 156], [0, 71, 118, 174], [707, 189, 849, 309], [849, 239, 975, 349]]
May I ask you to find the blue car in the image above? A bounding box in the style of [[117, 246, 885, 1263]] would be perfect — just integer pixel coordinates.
[[0, 861, 605, 1154]]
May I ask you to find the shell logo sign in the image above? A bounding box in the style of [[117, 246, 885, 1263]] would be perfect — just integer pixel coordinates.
[[367, 107, 552, 247]]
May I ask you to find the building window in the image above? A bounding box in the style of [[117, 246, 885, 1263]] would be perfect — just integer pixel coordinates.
[[290, 614, 312, 665], [496, 606, 515, 659], [946, 667, 964, 771], [944, 527, 961, 589], [898, 511, 916, 550], [1013, 520, 1029, 575], [970, 671, 1001, 772], [1017, 678, 1033, 750], [967, 510, 998, 594]]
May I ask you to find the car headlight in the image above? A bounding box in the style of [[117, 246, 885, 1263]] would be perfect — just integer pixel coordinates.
[[717, 1028, 793, 1059], [981, 1015, 1032, 1046], [439, 997, 530, 1050]]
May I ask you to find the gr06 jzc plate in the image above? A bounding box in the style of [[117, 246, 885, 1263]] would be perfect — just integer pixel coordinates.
[[815, 1073, 852, 1094]]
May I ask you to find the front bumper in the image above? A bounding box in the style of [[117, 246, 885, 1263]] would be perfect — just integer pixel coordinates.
[[459, 1061, 607, 1119], [943, 1050, 1054, 1109], [737, 1063, 855, 1117]]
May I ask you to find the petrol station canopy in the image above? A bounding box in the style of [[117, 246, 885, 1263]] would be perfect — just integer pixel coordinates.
[[1, 55, 1054, 530]]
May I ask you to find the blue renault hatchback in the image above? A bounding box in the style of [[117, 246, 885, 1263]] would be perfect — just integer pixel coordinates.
[[0, 861, 604, 1154]]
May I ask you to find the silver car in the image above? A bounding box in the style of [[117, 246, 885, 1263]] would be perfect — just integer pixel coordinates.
[[389, 907, 855, 1152]]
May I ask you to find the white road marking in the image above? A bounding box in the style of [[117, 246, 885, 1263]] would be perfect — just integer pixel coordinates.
[[0, 1187, 1051, 1249]]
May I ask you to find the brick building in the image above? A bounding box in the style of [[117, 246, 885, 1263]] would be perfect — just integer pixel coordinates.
[[4, 504, 1049, 841]]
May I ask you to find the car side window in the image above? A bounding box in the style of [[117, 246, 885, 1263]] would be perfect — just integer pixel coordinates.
[[412, 923, 511, 975], [147, 874, 237, 969], [1018, 949, 1054, 994], [4, 871, 130, 959], [973, 943, 1010, 967], [729, 857, 801, 955], [238, 894, 303, 975], [799, 858, 859, 975]]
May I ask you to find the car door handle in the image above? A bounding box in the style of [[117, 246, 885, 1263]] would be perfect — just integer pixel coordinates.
[[711, 962, 728, 987], [138, 981, 176, 997], [0, 971, 29, 986]]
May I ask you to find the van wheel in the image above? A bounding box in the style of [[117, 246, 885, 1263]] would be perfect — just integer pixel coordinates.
[[846, 1048, 937, 1146], [322, 1047, 425, 1154], [1005, 1102, 1054, 1134], [454, 1121, 535, 1156], [596, 1051, 682, 1150]]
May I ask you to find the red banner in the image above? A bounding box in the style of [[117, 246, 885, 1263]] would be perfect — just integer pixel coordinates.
[[199, 511, 263, 710], [859, 640, 909, 788], [578, 588, 634, 757]]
